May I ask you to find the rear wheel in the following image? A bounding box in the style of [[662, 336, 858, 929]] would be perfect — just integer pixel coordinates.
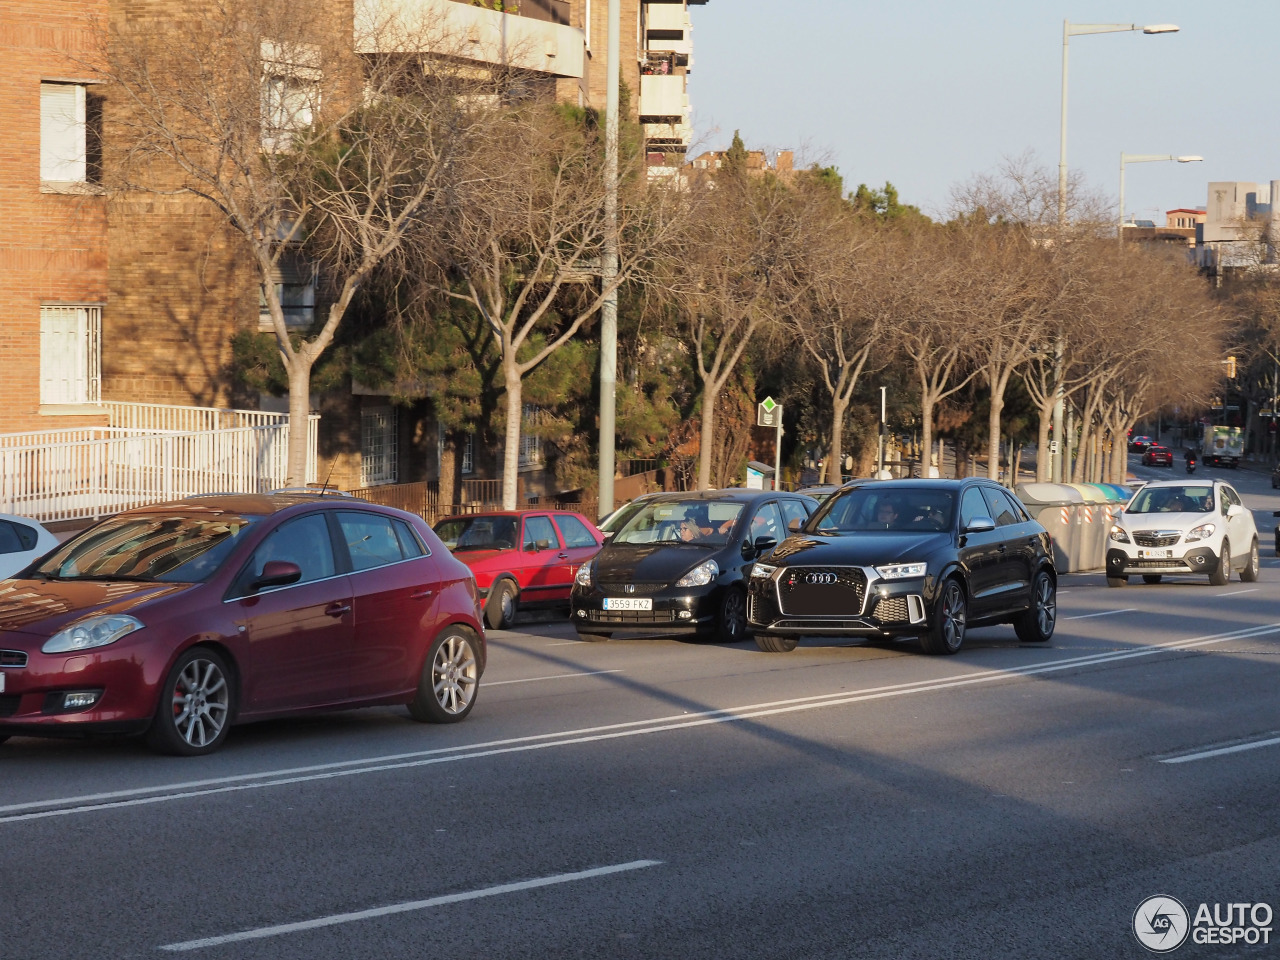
[[1013, 570, 1056, 643], [576, 632, 612, 642], [716, 587, 747, 643], [146, 647, 234, 756], [408, 628, 479, 723], [920, 578, 966, 655], [1209, 540, 1231, 586], [1106, 575, 1128, 587], [485, 580, 517, 630], [1142, 574, 1162, 584], [755, 632, 798, 653], [1240, 539, 1260, 583]]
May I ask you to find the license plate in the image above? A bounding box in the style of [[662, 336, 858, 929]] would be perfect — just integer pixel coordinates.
[[603, 598, 652, 611], [0, 671, 4, 693], [1138, 549, 1173, 559]]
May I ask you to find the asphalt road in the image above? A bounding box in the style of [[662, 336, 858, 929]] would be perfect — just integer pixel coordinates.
[[3, 454, 1278, 960]]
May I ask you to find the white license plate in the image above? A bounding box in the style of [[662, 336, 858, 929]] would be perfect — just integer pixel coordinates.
[[0, 671, 5, 693], [1138, 549, 1173, 559], [603, 598, 652, 611]]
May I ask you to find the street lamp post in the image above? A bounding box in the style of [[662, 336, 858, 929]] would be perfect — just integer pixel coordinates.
[[1052, 19, 1178, 483], [597, 0, 621, 518], [1119, 153, 1203, 241]]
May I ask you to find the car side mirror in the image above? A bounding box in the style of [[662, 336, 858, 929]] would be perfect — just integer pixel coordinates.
[[253, 560, 301, 591], [753, 535, 778, 557], [963, 516, 996, 534], [534, 538, 551, 551], [600, 530, 615, 541], [787, 517, 803, 533], [1227, 504, 1244, 518]]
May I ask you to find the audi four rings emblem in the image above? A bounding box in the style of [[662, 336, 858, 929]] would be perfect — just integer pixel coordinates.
[[805, 573, 838, 585]]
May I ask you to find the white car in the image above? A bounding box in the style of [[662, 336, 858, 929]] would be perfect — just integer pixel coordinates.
[[0, 513, 59, 580], [1105, 480, 1259, 586]]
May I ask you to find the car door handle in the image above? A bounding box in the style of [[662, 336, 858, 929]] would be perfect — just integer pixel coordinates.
[[411, 589, 434, 600], [325, 602, 351, 618], [557, 553, 569, 560], [997, 544, 1008, 553]]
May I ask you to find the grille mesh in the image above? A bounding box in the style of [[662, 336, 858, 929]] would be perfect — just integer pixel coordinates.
[[1134, 532, 1180, 547], [873, 597, 910, 623], [779, 567, 866, 616]]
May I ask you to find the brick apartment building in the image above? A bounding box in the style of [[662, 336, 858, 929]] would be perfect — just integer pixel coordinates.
[[0, 0, 708, 514]]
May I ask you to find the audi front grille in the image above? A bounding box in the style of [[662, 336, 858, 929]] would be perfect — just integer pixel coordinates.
[[777, 566, 866, 616]]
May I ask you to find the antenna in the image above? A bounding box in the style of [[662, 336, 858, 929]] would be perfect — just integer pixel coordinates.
[[318, 457, 337, 497]]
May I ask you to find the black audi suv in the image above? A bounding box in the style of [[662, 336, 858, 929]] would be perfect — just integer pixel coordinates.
[[747, 479, 1057, 655]]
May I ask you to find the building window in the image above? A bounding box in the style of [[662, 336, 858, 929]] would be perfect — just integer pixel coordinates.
[[519, 404, 543, 467], [461, 433, 475, 475], [261, 41, 321, 152], [40, 305, 102, 405], [259, 251, 316, 330], [360, 407, 398, 486], [41, 82, 102, 187]]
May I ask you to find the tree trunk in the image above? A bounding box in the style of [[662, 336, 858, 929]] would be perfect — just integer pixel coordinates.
[[1035, 404, 1053, 483], [501, 362, 523, 510], [921, 393, 936, 479], [286, 360, 313, 488], [438, 435, 458, 517], [829, 395, 848, 485], [987, 389, 1005, 481], [698, 385, 717, 491]]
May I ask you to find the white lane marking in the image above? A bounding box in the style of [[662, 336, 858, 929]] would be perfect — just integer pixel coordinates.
[[1063, 609, 1137, 621], [484, 669, 622, 687], [1215, 589, 1259, 597], [1161, 736, 1280, 765], [158, 860, 662, 952], [5, 621, 1279, 826]]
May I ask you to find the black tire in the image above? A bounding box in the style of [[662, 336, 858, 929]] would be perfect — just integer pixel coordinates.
[[920, 577, 966, 655], [1106, 575, 1128, 587], [1013, 570, 1056, 643], [716, 587, 747, 643], [485, 580, 517, 630], [755, 632, 798, 653], [408, 628, 480, 723], [1142, 574, 1162, 584], [146, 647, 234, 756], [1240, 539, 1260, 583], [1209, 540, 1231, 586], [576, 632, 612, 642]]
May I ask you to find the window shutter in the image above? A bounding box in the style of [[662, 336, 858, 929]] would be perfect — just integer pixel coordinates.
[[39, 306, 99, 404], [40, 83, 86, 182]]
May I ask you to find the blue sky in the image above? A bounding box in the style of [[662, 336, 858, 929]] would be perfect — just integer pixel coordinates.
[[688, 1, 1278, 222]]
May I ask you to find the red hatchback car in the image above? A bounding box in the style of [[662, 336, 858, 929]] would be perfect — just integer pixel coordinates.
[[1142, 445, 1174, 467], [433, 510, 603, 629], [0, 493, 485, 756]]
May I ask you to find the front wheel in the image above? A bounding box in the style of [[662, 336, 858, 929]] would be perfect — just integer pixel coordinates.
[[1209, 540, 1231, 586], [485, 580, 517, 631], [755, 632, 798, 653], [920, 578, 966, 655], [1240, 539, 1260, 583], [1013, 570, 1056, 643], [716, 587, 747, 643], [146, 647, 234, 756], [409, 628, 480, 723]]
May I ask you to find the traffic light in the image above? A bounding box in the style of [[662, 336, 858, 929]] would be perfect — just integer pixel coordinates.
[[1225, 355, 1237, 379]]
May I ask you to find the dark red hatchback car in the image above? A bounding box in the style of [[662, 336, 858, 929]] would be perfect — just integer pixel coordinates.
[[433, 510, 603, 629], [0, 493, 485, 756]]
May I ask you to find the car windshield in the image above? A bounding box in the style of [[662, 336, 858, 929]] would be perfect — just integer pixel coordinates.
[[434, 516, 518, 551], [1126, 486, 1214, 515], [35, 514, 256, 582], [612, 501, 745, 546], [813, 488, 955, 533]]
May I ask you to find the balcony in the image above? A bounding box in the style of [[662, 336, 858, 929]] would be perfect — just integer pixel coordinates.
[[639, 74, 687, 121], [644, 3, 692, 55], [355, 0, 586, 79]]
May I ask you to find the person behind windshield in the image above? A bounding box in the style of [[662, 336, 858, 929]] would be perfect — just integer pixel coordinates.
[[873, 500, 899, 529], [677, 517, 704, 542]]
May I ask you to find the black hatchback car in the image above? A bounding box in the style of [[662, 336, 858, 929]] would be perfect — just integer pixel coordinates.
[[747, 479, 1056, 655], [570, 490, 819, 642]]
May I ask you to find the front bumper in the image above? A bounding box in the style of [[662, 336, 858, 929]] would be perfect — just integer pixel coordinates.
[[1105, 544, 1222, 577], [570, 583, 723, 636], [747, 567, 930, 637]]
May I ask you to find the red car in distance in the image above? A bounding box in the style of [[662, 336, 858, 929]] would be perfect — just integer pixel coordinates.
[[1142, 445, 1174, 467], [433, 510, 603, 629]]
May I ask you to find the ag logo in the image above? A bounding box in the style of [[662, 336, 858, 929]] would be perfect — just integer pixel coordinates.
[[1133, 895, 1190, 952], [805, 572, 837, 585]]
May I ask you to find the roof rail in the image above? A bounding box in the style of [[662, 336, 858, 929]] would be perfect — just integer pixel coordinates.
[[266, 487, 355, 498]]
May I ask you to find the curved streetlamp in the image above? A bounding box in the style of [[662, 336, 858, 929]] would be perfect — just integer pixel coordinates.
[[1119, 154, 1203, 240]]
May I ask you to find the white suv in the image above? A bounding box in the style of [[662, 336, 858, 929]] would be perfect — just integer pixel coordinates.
[[1105, 480, 1259, 586]]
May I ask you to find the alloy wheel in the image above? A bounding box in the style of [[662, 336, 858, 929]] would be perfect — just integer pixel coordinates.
[[1035, 575, 1056, 636], [432, 633, 478, 716], [941, 580, 966, 651], [170, 657, 230, 749]]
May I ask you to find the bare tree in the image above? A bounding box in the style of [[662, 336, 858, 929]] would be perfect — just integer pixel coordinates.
[[99, 0, 494, 484]]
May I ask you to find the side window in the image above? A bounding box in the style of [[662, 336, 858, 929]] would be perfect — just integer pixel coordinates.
[[960, 488, 988, 528], [997, 490, 1030, 524], [982, 487, 1018, 527], [0, 521, 23, 555], [554, 514, 598, 549], [779, 499, 809, 530], [337, 511, 404, 572], [750, 502, 785, 542], [523, 515, 560, 551], [239, 514, 335, 592], [392, 519, 427, 558]]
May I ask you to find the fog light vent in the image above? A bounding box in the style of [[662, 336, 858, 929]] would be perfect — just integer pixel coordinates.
[[63, 691, 100, 711]]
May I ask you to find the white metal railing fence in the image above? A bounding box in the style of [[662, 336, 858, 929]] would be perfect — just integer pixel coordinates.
[[103, 401, 291, 433], [0, 403, 319, 523]]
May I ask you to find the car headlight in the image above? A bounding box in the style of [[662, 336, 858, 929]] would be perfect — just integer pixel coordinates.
[[751, 562, 777, 579], [1185, 523, 1216, 542], [874, 562, 927, 580], [42, 614, 143, 654], [676, 559, 719, 587], [1109, 525, 1131, 543], [574, 562, 594, 587]]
